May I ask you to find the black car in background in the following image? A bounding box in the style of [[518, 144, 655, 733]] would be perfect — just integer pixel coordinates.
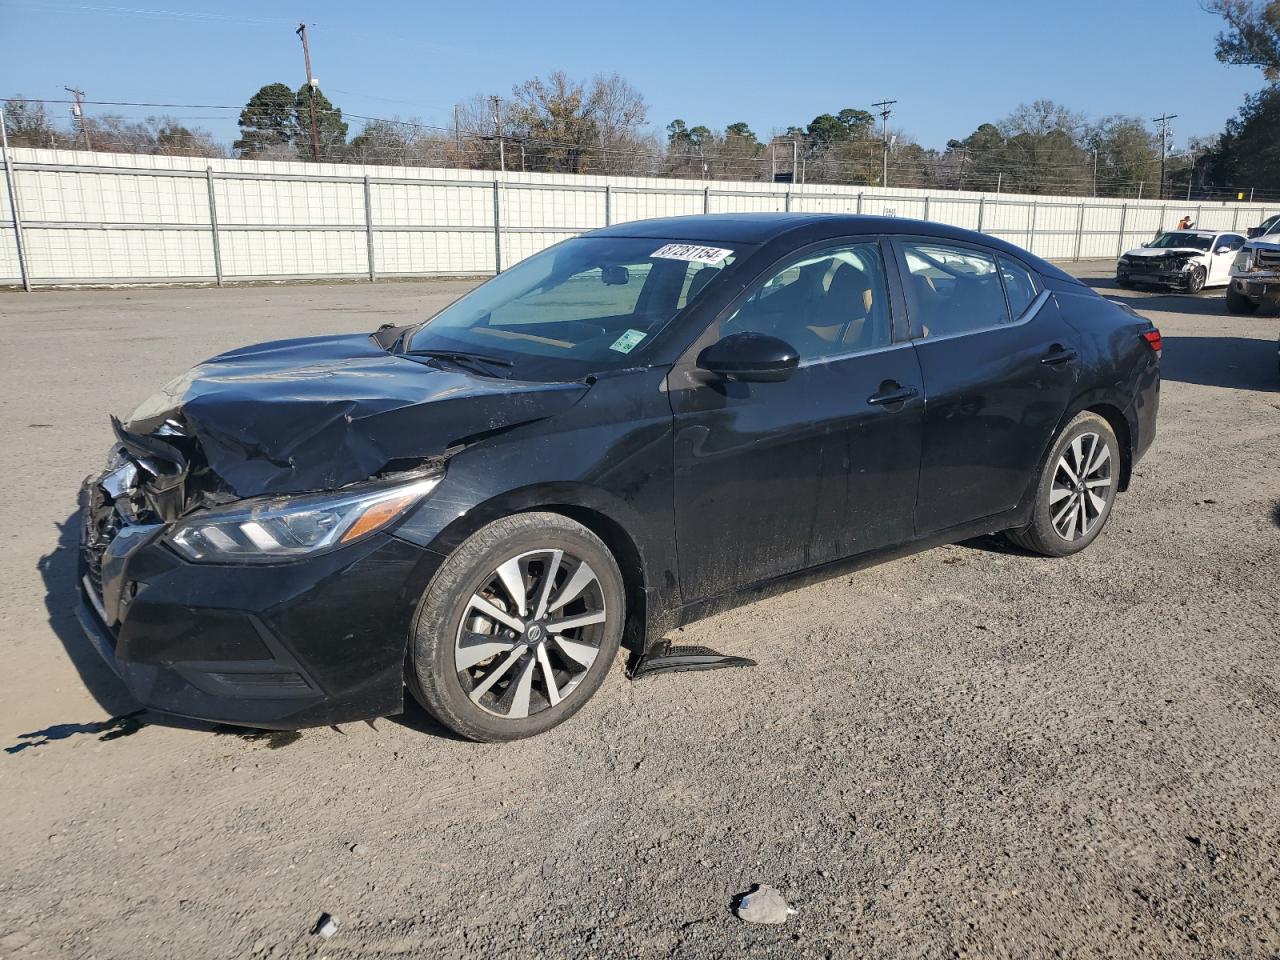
[[78, 214, 1161, 741]]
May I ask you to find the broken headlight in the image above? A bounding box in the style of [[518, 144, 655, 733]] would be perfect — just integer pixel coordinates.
[[1233, 249, 1254, 272], [168, 474, 441, 563]]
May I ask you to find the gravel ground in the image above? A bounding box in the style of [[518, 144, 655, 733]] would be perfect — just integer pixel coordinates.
[[1, 264, 1278, 960]]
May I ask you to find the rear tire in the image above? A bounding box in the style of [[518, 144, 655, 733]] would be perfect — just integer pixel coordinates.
[[1006, 412, 1120, 558], [406, 512, 625, 742], [1226, 284, 1258, 314]]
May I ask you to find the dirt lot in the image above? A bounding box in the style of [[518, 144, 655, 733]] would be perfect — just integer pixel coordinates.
[[2, 264, 1278, 960]]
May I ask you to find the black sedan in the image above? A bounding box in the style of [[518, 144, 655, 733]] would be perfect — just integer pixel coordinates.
[[78, 214, 1161, 741]]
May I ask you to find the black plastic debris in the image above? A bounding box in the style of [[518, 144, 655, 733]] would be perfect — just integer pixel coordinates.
[[629, 640, 756, 679]]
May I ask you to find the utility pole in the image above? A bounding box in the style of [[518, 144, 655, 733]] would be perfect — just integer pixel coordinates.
[[453, 105, 462, 164], [872, 98, 896, 188], [490, 96, 505, 173], [296, 24, 322, 162], [1152, 112, 1176, 200], [64, 87, 90, 149], [1092, 149, 1098, 197]]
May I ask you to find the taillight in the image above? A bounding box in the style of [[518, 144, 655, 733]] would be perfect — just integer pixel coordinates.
[[1142, 328, 1162, 357]]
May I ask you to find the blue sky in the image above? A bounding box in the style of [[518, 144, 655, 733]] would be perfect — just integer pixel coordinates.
[[0, 0, 1266, 150]]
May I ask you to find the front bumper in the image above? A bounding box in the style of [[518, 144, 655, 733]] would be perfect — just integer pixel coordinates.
[[76, 480, 445, 729], [1116, 263, 1197, 287]]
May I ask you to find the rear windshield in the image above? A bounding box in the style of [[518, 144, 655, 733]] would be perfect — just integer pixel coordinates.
[[404, 236, 747, 381]]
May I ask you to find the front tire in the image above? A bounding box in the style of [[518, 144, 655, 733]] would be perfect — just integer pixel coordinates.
[[407, 512, 625, 742], [1185, 266, 1207, 294], [1006, 412, 1120, 558], [1226, 284, 1258, 314]]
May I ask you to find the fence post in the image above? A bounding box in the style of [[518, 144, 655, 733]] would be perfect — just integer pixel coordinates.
[[1028, 201, 1038, 254], [0, 106, 31, 292], [784, 189, 791, 212], [205, 167, 223, 287], [977, 196, 985, 233], [1195, 203, 1202, 228], [1231, 207, 1239, 231], [1074, 202, 1085, 262], [492, 180, 502, 275], [923, 196, 931, 222], [1117, 203, 1128, 257], [363, 174, 375, 283], [604, 184, 612, 226], [857, 192, 864, 215], [703, 186, 710, 214]]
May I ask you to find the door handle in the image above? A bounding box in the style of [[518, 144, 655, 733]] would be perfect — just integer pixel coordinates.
[[867, 384, 919, 406], [1040, 346, 1078, 365]]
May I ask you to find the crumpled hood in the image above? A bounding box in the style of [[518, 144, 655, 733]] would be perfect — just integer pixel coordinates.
[[1123, 246, 1205, 259], [123, 333, 589, 500]]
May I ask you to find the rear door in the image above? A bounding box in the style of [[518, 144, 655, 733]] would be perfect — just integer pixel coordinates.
[[667, 238, 924, 602], [893, 238, 1078, 535]]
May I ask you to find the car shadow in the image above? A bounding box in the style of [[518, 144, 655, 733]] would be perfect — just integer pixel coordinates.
[[1161, 335, 1279, 391], [38, 510, 142, 717], [1079, 274, 1280, 319]]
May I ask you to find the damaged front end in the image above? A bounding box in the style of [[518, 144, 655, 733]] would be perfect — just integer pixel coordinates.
[[76, 332, 588, 729]]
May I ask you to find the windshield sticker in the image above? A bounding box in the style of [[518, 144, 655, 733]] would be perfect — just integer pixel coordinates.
[[609, 329, 647, 354], [650, 243, 733, 265]]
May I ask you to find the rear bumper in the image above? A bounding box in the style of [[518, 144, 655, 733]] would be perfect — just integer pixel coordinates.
[[76, 480, 445, 729]]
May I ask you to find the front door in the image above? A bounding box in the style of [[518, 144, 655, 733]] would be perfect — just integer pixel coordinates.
[[1209, 234, 1245, 285], [668, 239, 924, 603], [893, 239, 1078, 534]]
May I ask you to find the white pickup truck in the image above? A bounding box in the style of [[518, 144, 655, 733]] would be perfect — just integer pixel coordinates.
[[1227, 215, 1280, 314]]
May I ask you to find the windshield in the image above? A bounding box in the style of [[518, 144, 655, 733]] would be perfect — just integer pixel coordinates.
[[1262, 215, 1280, 236], [402, 236, 745, 380], [1149, 232, 1212, 251]]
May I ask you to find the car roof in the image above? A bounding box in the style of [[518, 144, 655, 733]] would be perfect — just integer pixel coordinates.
[[587, 213, 1080, 283]]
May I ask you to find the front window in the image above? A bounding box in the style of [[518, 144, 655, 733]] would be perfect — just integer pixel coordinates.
[[721, 241, 892, 360], [1149, 232, 1212, 251], [403, 237, 745, 380]]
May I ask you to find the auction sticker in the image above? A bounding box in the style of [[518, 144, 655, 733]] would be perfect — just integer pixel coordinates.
[[650, 243, 733, 264], [609, 329, 647, 354]]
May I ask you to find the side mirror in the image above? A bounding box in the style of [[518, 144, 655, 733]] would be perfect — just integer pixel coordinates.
[[600, 264, 629, 286], [1215, 245, 1233, 254], [1140, 241, 1151, 248], [697, 332, 799, 383]]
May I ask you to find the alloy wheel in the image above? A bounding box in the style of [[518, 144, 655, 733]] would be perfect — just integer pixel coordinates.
[[1049, 431, 1113, 542], [454, 549, 608, 719], [1187, 266, 1206, 294]]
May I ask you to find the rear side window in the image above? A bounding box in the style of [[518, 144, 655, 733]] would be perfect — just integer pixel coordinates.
[[901, 242, 1009, 339], [998, 256, 1039, 318]]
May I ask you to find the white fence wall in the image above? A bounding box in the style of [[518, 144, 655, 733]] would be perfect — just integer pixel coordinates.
[[2, 146, 1278, 288]]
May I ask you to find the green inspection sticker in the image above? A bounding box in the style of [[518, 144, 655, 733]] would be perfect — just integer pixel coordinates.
[[609, 329, 647, 354]]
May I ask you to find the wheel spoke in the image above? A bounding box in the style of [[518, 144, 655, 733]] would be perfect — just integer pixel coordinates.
[[553, 635, 599, 669], [494, 557, 528, 617], [468, 594, 524, 634], [468, 643, 528, 703], [546, 610, 607, 632], [536, 643, 562, 707], [1084, 477, 1111, 489], [1070, 436, 1087, 476], [456, 632, 518, 671], [1057, 455, 1079, 486], [1085, 443, 1110, 477], [502, 655, 536, 719], [1052, 496, 1077, 529], [1086, 488, 1108, 513], [549, 561, 598, 612], [532, 549, 563, 620], [1049, 484, 1073, 504]]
